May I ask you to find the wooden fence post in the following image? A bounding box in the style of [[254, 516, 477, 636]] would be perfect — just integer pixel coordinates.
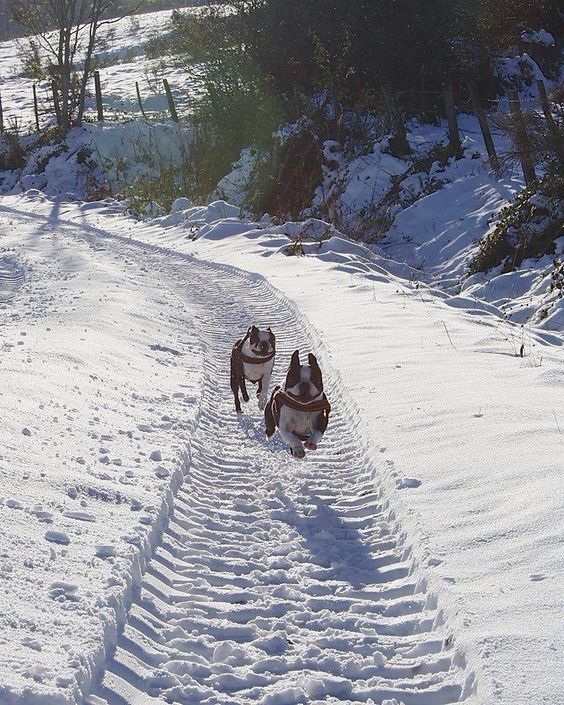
[[52, 82, 62, 126], [163, 78, 179, 123], [444, 81, 462, 158], [468, 81, 500, 172], [0, 91, 4, 135], [135, 81, 148, 120], [94, 70, 103, 121], [508, 89, 536, 185], [32, 84, 40, 131]]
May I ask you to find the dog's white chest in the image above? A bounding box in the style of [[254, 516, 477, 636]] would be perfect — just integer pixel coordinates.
[[279, 406, 315, 437], [243, 359, 273, 381]]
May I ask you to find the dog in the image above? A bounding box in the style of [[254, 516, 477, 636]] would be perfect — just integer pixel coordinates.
[[230, 325, 276, 413], [265, 350, 331, 458]]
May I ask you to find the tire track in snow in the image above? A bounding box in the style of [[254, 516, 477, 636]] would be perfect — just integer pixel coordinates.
[[0, 254, 25, 302], [81, 244, 472, 705]]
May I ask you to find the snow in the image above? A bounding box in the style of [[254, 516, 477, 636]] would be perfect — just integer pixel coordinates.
[[0, 8, 563, 705], [0, 196, 202, 703], [1, 191, 561, 705], [520, 29, 556, 47]]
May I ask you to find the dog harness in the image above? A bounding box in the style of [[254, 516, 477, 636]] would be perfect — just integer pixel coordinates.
[[270, 386, 331, 440], [232, 338, 275, 365]]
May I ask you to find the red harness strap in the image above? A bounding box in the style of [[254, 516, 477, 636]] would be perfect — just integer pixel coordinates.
[[272, 387, 331, 415]]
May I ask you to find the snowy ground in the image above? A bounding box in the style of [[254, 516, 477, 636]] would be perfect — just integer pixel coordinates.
[[0, 196, 203, 703], [1, 10, 562, 705], [1, 192, 562, 705]]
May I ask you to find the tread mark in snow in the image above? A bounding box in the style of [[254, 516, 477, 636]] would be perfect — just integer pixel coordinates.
[[0, 255, 25, 302], [85, 249, 471, 705]]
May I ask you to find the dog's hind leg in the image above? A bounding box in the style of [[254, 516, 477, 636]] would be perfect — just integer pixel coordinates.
[[240, 375, 250, 403], [230, 350, 243, 413]]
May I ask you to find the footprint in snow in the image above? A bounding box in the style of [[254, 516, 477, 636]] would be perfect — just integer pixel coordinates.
[[396, 477, 422, 489], [45, 530, 70, 545], [62, 510, 97, 522], [149, 343, 182, 356]]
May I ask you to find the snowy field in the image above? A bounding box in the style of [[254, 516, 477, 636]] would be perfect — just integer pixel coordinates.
[[0, 8, 199, 131], [0, 192, 562, 705]]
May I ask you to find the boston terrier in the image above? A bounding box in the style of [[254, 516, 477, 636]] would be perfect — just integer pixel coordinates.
[[230, 325, 276, 413], [265, 350, 331, 458]]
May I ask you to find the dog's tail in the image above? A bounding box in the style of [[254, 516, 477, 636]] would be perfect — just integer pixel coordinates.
[[264, 387, 279, 437]]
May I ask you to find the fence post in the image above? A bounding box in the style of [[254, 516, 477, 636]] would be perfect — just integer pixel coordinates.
[[443, 81, 462, 158], [32, 84, 40, 131], [94, 70, 103, 121], [52, 82, 62, 126], [468, 81, 500, 172], [382, 83, 411, 155], [135, 81, 148, 120], [163, 78, 179, 123], [508, 89, 536, 185], [0, 91, 4, 135]]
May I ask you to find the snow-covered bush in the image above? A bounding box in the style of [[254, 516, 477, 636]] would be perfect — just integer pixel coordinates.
[[469, 173, 564, 275]]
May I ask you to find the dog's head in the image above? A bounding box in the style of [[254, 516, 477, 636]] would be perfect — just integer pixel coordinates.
[[284, 350, 323, 401], [248, 325, 275, 357]]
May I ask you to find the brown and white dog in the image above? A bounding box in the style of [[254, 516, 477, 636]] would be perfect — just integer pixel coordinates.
[[265, 350, 331, 458], [230, 325, 276, 413]]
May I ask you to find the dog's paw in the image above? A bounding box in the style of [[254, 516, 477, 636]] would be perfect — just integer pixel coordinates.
[[242, 393, 250, 402], [290, 445, 305, 459], [304, 440, 317, 451]]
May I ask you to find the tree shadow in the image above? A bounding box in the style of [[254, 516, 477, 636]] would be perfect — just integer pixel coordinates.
[[275, 491, 400, 589]]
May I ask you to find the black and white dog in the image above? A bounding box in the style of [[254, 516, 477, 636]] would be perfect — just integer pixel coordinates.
[[265, 350, 331, 458], [230, 325, 276, 413]]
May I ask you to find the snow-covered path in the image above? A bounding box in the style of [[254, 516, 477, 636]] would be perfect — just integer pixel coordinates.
[[82, 252, 468, 705], [2, 194, 562, 705]]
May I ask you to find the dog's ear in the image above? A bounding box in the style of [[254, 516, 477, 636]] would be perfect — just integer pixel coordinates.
[[308, 353, 323, 390], [286, 350, 301, 388], [268, 327, 276, 348], [249, 325, 259, 344]]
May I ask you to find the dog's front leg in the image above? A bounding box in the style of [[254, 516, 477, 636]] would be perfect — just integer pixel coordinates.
[[304, 430, 323, 450], [257, 365, 272, 411], [278, 427, 305, 459], [304, 411, 329, 450]]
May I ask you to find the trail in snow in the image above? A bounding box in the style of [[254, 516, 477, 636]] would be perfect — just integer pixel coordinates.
[[0, 254, 25, 302], [83, 245, 471, 704]]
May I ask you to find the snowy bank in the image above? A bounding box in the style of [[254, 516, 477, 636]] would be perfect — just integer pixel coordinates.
[[0, 195, 202, 703]]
